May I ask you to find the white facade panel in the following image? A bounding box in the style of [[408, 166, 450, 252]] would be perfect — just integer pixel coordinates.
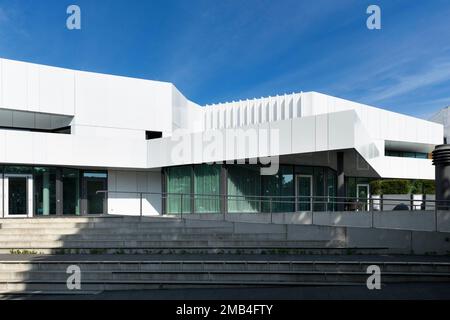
[[74, 71, 173, 135], [72, 125, 144, 140], [291, 116, 316, 153], [315, 114, 328, 151], [328, 111, 355, 151], [2, 59, 28, 110], [270, 119, 291, 155], [39, 66, 75, 115], [108, 170, 161, 216], [27, 64, 40, 111]]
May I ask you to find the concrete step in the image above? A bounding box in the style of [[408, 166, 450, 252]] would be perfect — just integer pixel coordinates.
[[0, 226, 235, 235], [1, 271, 450, 293], [2, 247, 388, 255], [0, 239, 334, 249], [0, 220, 233, 229], [5, 258, 447, 293], [2, 270, 450, 282], [0, 280, 363, 293], [0, 217, 181, 224], [1, 260, 449, 273], [0, 233, 288, 241]]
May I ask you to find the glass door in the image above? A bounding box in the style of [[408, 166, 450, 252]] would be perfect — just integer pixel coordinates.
[[81, 173, 107, 215], [356, 184, 370, 211], [296, 175, 313, 211], [85, 179, 105, 214], [4, 175, 33, 217]]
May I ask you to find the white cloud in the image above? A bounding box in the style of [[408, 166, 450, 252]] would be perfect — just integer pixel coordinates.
[[368, 61, 450, 103]]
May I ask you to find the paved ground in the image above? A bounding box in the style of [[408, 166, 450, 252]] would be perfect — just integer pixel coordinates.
[[1, 254, 450, 262], [2, 283, 450, 300]]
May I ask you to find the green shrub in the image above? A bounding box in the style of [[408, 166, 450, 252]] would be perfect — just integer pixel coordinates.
[[370, 180, 383, 195], [370, 179, 411, 194], [369, 179, 435, 195], [411, 180, 435, 194]]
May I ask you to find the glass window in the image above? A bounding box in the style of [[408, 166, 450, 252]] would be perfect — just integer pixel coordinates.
[[346, 177, 357, 198], [313, 167, 325, 211], [261, 165, 294, 213], [166, 166, 192, 214], [386, 150, 429, 159], [327, 169, 336, 211], [63, 169, 80, 215], [83, 172, 107, 178], [83, 171, 107, 215], [4, 166, 33, 175], [8, 177, 28, 215], [194, 164, 220, 214], [34, 167, 56, 216], [227, 165, 260, 213], [415, 153, 428, 159]]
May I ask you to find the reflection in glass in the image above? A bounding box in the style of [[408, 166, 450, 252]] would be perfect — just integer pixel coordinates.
[[262, 166, 294, 213], [87, 179, 106, 214], [166, 166, 191, 214], [9, 177, 27, 215], [194, 164, 220, 214], [34, 167, 56, 216], [227, 165, 260, 213], [296, 175, 312, 211], [63, 169, 80, 215]]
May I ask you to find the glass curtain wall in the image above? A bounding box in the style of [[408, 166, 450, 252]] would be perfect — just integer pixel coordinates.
[[227, 165, 260, 213], [194, 164, 220, 213], [261, 165, 294, 212], [63, 169, 80, 215], [327, 168, 337, 211], [1, 166, 107, 216], [34, 167, 57, 216], [313, 167, 325, 211], [166, 166, 192, 214], [164, 164, 337, 215], [295, 166, 337, 212]]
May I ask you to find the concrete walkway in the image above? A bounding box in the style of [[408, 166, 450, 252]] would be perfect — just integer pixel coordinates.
[[1, 254, 450, 262]]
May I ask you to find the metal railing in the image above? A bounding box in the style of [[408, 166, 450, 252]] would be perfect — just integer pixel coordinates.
[[97, 190, 450, 220]]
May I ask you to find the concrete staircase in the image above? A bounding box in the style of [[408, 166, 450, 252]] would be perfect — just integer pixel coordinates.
[[0, 216, 382, 255], [1, 259, 450, 294], [0, 216, 449, 295]]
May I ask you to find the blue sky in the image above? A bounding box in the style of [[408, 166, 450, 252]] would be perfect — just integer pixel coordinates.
[[0, 0, 449, 118]]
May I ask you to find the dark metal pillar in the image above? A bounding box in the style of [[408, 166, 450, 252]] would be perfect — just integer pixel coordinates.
[[432, 145, 450, 210], [337, 152, 345, 211]]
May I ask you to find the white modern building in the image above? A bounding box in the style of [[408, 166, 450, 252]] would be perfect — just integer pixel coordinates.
[[0, 58, 443, 218]]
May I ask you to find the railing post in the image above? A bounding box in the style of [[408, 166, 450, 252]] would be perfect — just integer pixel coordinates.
[[180, 194, 183, 220], [371, 198, 374, 228], [223, 194, 226, 221], [140, 192, 143, 217], [270, 197, 273, 224]]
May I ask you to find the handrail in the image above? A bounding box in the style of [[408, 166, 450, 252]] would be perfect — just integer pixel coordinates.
[[96, 190, 446, 203], [96, 190, 448, 231]]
